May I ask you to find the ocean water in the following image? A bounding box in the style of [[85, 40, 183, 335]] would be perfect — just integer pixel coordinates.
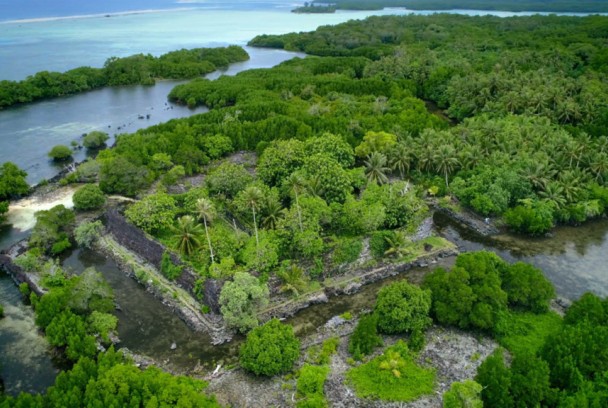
[[1, 2, 602, 81], [0, 5, 416, 81]]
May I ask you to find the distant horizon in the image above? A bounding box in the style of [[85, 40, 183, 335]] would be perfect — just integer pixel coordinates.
[[0, 0, 297, 22]]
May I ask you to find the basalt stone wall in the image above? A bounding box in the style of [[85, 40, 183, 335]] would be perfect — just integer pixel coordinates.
[[204, 278, 223, 314], [104, 208, 166, 268], [0, 254, 45, 296], [104, 208, 222, 312]]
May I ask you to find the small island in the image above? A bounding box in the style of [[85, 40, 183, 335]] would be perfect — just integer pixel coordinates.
[[292, 2, 337, 13]]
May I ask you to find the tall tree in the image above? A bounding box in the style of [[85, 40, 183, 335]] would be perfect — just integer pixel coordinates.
[[242, 185, 263, 249], [433, 144, 459, 188], [285, 172, 305, 232], [195, 198, 216, 263]]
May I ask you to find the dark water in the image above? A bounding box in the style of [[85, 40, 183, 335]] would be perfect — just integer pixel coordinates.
[[61, 249, 239, 371], [0, 272, 59, 395], [0, 47, 303, 184], [434, 213, 608, 300]]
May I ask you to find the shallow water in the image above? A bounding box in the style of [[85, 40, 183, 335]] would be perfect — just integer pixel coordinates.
[[0, 272, 59, 395], [434, 213, 608, 300], [0, 47, 303, 185], [62, 249, 239, 370]]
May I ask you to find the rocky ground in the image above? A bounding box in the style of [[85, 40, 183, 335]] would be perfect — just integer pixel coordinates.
[[206, 316, 497, 408]]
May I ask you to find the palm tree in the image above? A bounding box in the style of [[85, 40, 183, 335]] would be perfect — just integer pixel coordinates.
[[261, 197, 284, 230], [384, 231, 412, 258], [523, 161, 556, 191], [286, 172, 305, 232], [558, 170, 583, 203], [304, 174, 324, 198], [364, 152, 390, 185], [277, 263, 308, 297], [195, 198, 216, 263], [171, 215, 204, 256], [389, 143, 411, 179], [242, 185, 263, 248], [458, 145, 483, 170], [539, 181, 566, 210], [590, 152, 608, 183], [433, 144, 459, 188]]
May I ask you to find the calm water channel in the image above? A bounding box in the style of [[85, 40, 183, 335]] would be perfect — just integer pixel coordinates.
[[0, 47, 303, 184]]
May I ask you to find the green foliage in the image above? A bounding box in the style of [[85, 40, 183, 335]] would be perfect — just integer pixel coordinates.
[[476, 348, 552, 408], [443, 380, 483, 408], [258, 139, 305, 187], [348, 314, 382, 360], [277, 261, 310, 296], [304, 133, 354, 168], [45, 310, 97, 360], [14, 250, 43, 272], [0, 45, 248, 109], [18, 282, 31, 297], [29, 266, 114, 362], [0, 303, 4, 318], [239, 318, 300, 376], [423, 251, 508, 332], [475, 349, 513, 408], [494, 311, 563, 358], [308, 0, 608, 13], [302, 153, 352, 204], [369, 230, 394, 258], [346, 341, 435, 401], [541, 317, 608, 391], [0, 162, 29, 201], [68, 267, 115, 314], [563, 292, 608, 327], [296, 364, 330, 408], [504, 200, 555, 236], [160, 251, 183, 280], [87, 311, 118, 343], [170, 215, 205, 256], [209, 256, 240, 279], [51, 237, 72, 255], [509, 353, 552, 408], [355, 131, 397, 158], [3, 347, 222, 407], [82, 131, 109, 149], [375, 280, 432, 336], [74, 220, 103, 248], [72, 184, 106, 211], [240, 232, 280, 275], [206, 162, 253, 199], [125, 193, 177, 234], [99, 156, 149, 196], [307, 337, 340, 365], [501, 262, 555, 313], [219, 272, 269, 333], [71, 159, 100, 183], [161, 165, 185, 186], [29, 204, 75, 255], [48, 145, 73, 161], [332, 195, 385, 235], [331, 236, 363, 265]]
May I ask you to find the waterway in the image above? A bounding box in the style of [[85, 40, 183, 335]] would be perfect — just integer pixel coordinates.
[[434, 213, 608, 300], [0, 47, 303, 184]]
